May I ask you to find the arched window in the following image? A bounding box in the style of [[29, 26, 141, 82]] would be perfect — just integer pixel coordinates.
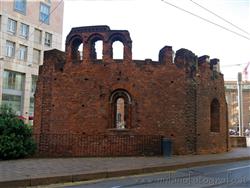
[[71, 38, 83, 63], [91, 40, 103, 60], [210, 98, 220, 132], [110, 90, 132, 129], [78, 43, 83, 60], [116, 98, 125, 129], [112, 41, 124, 59], [88, 34, 103, 61]]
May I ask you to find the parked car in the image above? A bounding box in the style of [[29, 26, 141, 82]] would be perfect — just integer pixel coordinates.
[[229, 129, 237, 135]]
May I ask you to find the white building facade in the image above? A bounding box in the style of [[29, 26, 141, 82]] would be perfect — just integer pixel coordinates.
[[225, 81, 250, 132], [0, 0, 64, 123]]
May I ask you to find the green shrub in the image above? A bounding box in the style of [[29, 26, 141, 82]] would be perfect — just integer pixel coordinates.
[[0, 105, 36, 160]]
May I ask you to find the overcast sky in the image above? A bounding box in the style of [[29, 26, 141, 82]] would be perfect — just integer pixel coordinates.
[[62, 0, 250, 80]]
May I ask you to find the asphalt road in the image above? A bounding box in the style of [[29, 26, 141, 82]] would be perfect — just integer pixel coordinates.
[[52, 160, 250, 188]]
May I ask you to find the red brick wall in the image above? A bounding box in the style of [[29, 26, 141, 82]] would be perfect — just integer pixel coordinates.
[[34, 26, 229, 156], [34, 134, 162, 157], [196, 58, 229, 154]]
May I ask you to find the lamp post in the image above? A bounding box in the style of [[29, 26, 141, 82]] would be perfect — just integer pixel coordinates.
[[237, 72, 244, 136]]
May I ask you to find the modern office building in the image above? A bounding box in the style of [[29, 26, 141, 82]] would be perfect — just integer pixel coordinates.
[[0, 0, 64, 123], [225, 81, 250, 132]]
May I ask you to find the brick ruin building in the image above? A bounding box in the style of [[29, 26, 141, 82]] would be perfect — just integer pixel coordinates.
[[33, 26, 229, 157]]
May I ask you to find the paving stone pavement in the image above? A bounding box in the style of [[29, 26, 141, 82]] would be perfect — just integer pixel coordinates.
[[0, 148, 249, 187]]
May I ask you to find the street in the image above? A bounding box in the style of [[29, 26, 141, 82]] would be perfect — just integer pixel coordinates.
[[47, 160, 250, 188]]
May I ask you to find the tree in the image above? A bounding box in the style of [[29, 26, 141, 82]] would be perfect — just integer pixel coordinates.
[[0, 105, 36, 160]]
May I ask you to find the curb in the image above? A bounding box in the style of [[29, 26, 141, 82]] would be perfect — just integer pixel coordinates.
[[1, 156, 250, 187]]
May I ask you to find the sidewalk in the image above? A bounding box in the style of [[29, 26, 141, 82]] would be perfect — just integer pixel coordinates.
[[0, 148, 250, 188]]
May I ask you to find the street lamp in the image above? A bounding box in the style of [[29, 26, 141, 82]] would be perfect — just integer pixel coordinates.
[[237, 72, 244, 136]]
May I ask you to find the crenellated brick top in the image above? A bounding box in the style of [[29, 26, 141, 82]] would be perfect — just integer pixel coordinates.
[[44, 26, 221, 79]]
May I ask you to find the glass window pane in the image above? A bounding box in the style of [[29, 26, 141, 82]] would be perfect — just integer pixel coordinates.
[[2, 94, 22, 115], [3, 70, 24, 91], [45, 32, 52, 47], [5, 41, 15, 58], [40, 3, 50, 24], [14, 0, 26, 14], [31, 75, 38, 93], [20, 23, 29, 38], [18, 45, 27, 61], [29, 97, 34, 116], [7, 18, 17, 34]]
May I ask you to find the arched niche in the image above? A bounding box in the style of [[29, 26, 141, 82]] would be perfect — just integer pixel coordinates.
[[210, 98, 220, 132], [110, 89, 132, 129]]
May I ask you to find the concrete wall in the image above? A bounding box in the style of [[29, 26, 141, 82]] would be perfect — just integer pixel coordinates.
[[230, 136, 247, 147]]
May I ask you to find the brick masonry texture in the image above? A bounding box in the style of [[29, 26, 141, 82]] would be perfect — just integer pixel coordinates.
[[33, 25, 229, 156]]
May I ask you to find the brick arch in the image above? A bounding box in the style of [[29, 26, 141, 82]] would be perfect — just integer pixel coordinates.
[[87, 33, 104, 43], [69, 35, 84, 64], [110, 89, 132, 129], [87, 33, 105, 60], [108, 33, 128, 44], [108, 33, 132, 60]]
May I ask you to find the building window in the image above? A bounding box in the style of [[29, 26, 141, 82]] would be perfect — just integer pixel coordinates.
[[14, 0, 26, 14], [31, 75, 38, 93], [33, 49, 41, 64], [29, 97, 34, 116], [3, 70, 24, 91], [44, 32, 52, 47], [2, 70, 24, 116], [7, 18, 17, 35], [20, 23, 29, 39], [210, 98, 220, 132], [34, 29, 42, 44], [18, 45, 27, 61], [2, 94, 22, 115], [110, 89, 132, 129], [5, 41, 15, 58], [29, 75, 37, 117], [40, 3, 50, 24]]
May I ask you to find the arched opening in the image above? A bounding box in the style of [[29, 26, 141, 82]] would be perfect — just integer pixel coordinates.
[[210, 98, 220, 132], [94, 40, 103, 60], [78, 43, 83, 60], [116, 98, 125, 129], [90, 40, 103, 60], [71, 38, 83, 63], [110, 90, 131, 129], [112, 41, 124, 60]]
